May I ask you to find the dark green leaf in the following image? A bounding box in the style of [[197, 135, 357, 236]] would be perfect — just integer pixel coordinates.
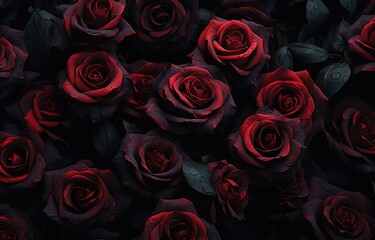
[[92, 121, 121, 160], [199, 8, 215, 29], [271, 46, 294, 70], [24, 9, 56, 69], [183, 158, 217, 196], [306, 0, 329, 31], [122, 120, 143, 134], [331, 19, 350, 53], [288, 43, 329, 64], [340, 0, 357, 15], [316, 62, 351, 97]]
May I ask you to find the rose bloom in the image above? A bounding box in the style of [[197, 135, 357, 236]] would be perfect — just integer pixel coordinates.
[[195, 18, 270, 83], [113, 129, 184, 198], [208, 160, 249, 220], [43, 160, 130, 227], [121, 61, 166, 118], [125, 0, 200, 52], [0, 204, 35, 240], [64, 0, 134, 43], [0, 35, 27, 100], [138, 198, 221, 240], [145, 65, 236, 135], [303, 191, 375, 240], [57, 50, 129, 122], [215, 0, 271, 26], [342, 15, 375, 73], [0, 131, 45, 191], [348, 16, 375, 62], [256, 67, 328, 134], [229, 107, 305, 174], [16, 85, 72, 142], [326, 97, 375, 175], [274, 168, 309, 208]]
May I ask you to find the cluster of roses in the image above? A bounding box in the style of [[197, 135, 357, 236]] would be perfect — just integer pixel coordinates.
[[1, 0, 375, 239]]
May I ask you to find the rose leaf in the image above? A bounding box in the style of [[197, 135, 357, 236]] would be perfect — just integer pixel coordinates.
[[183, 158, 217, 196], [92, 120, 121, 160], [199, 8, 215, 29], [306, 0, 329, 31], [340, 0, 357, 15], [315, 62, 351, 98], [122, 120, 143, 134], [271, 46, 294, 70], [24, 9, 56, 70], [288, 43, 329, 64], [331, 18, 350, 53]]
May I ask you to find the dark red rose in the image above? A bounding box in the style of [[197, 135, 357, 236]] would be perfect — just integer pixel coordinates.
[[0, 204, 35, 240], [43, 160, 131, 227], [0, 32, 28, 100], [256, 67, 328, 134], [57, 50, 129, 122], [14, 85, 72, 142], [228, 107, 305, 175], [303, 191, 375, 240], [208, 160, 249, 220], [342, 15, 375, 73], [145, 65, 236, 135], [64, 0, 135, 43], [121, 61, 166, 118], [139, 198, 221, 240], [348, 16, 375, 61], [113, 129, 184, 198], [194, 18, 270, 84], [0, 131, 45, 191], [215, 0, 271, 26], [125, 0, 200, 52], [343, 109, 375, 155], [274, 168, 309, 208], [326, 97, 375, 175]]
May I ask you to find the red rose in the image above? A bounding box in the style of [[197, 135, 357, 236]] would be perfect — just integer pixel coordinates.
[[274, 169, 309, 208], [215, 0, 271, 26], [121, 61, 166, 118], [256, 67, 328, 134], [326, 97, 375, 175], [139, 198, 221, 240], [113, 129, 184, 198], [229, 107, 304, 175], [348, 16, 375, 62], [57, 50, 129, 122], [303, 191, 374, 240], [0, 34, 27, 100], [208, 160, 249, 220], [125, 0, 200, 53], [145, 65, 236, 134], [342, 15, 375, 73], [16, 85, 72, 142], [343, 109, 375, 155], [194, 18, 270, 83], [64, 0, 134, 43], [0, 204, 35, 240], [0, 131, 45, 191], [43, 160, 131, 227]]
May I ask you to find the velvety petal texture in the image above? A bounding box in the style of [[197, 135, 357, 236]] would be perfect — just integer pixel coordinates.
[[57, 50, 130, 122], [64, 0, 135, 44], [145, 64, 236, 134]]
